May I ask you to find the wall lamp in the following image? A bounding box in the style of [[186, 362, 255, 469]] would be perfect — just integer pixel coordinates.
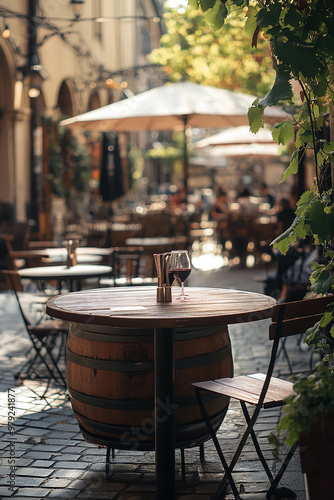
[[70, 0, 85, 20], [18, 63, 48, 99]]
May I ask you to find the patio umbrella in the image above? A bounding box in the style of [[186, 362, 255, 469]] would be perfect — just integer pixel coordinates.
[[196, 142, 281, 160], [61, 82, 288, 194], [195, 125, 276, 149]]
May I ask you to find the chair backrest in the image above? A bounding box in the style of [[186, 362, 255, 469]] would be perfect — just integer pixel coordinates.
[[1, 269, 24, 292], [112, 246, 143, 282], [269, 295, 334, 340], [257, 295, 333, 409], [0, 234, 17, 270]]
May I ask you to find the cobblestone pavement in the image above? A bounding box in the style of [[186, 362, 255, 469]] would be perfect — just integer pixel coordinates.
[[0, 265, 309, 500]]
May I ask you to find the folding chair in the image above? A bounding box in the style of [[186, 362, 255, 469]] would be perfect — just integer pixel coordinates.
[[192, 295, 333, 499], [2, 270, 68, 388], [99, 246, 157, 286]]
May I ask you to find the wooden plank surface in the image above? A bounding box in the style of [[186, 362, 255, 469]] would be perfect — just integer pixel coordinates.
[[46, 286, 276, 329]]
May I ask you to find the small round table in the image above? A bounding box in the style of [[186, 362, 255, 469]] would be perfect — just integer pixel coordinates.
[[19, 264, 113, 292], [46, 286, 275, 499]]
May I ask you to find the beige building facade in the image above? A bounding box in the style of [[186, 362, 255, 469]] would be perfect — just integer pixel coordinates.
[[0, 0, 163, 236]]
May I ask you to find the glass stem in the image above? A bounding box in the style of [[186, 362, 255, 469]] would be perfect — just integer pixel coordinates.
[[181, 282, 185, 298]]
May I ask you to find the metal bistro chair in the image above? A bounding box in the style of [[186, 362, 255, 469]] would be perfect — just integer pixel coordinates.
[[192, 295, 333, 500], [2, 270, 68, 388]]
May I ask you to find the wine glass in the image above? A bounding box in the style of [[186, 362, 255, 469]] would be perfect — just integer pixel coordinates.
[[169, 250, 191, 300]]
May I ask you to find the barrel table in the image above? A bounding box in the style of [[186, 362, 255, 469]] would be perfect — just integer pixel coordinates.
[[46, 286, 276, 500]]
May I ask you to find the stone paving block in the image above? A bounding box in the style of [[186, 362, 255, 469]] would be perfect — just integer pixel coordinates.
[[40, 477, 72, 488], [0, 486, 17, 498], [0, 458, 33, 468], [16, 428, 51, 437], [21, 421, 52, 429], [77, 492, 118, 499], [110, 472, 141, 482], [8, 498, 41, 500], [41, 438, 77, 446], [51, 468, 85, 479], [53, 453, 81, 461], [30, 459, 55, 467], [47, 489, 81, 498], [0, 476, 44, 487], [53, 460, 88, 469], [79, 473, 126, 492], [11, 487, 51, 497], [51, 423, 80, 433], [1, 451, 26, 459], [27, 444, 65, 452], [20, 451, 55, 460], [81, 447, 106, 455], [87, 463, 106, 472], [15, 467, 54, 478], [67, 478, 92, 490]]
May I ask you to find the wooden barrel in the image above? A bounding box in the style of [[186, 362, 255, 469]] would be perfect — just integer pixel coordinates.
[[66, 322, 233, 450]]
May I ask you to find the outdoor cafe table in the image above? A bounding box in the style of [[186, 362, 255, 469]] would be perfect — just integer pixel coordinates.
[[18, 264, 113, 292], [45, 286, 275, 500], [12, 246, 113, 259]]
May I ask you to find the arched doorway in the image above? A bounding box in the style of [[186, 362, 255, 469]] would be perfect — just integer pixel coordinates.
[[57, 80, 75, 117], [88, 91, 101, 111], [0, 42, 16, 221]]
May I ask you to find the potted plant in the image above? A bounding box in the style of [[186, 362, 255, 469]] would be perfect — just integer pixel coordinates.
[[189, 1, 334, 497]]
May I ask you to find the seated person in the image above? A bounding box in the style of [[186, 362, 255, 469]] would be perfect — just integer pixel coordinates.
[[259, 182, 275, 208], [210, 189, 229, 245]]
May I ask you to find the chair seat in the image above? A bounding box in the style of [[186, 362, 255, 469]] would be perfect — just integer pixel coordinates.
[[30, 319, 68, 336], [193, 373, 293, 408]]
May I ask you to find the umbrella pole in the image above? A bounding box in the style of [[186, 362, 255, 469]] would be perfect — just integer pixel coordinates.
[[183, 115, 191, 251], [183, 115, 188, 198]]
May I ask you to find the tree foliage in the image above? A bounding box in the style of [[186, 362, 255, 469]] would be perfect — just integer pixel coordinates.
[[149, 5, 275, 95]]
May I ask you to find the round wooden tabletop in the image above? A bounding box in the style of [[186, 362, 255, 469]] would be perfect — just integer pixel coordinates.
[[46, 286, 276, 329]]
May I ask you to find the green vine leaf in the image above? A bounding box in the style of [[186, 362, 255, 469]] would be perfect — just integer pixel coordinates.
[[188, 0, 200, 8], [274, 33, 325, 78], [322, 142, 334, 154], [258, 70, 293, 107], [296, 128, 313, 148], [295, 190, 316, 216], [272, 121, 295, 145], [312, 74, 328, 97], [320, 311, 333, 328], [284, 7, 302, 28], [308, 199, 334, 243], [281, 149, 299, 181], [205, 3, 227, 31], [257, 3, 281, 29], [198, 0, 215, 11], [198, 0, 228, 31], [248, 99, 264, 133], [244, 6, 258, 38], [271, 216, 308, 255], [311, 269, 333, 295]]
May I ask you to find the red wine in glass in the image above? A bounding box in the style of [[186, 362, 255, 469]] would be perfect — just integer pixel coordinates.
[[169, 250, 191, 300], [172, 269, 191, 283]]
